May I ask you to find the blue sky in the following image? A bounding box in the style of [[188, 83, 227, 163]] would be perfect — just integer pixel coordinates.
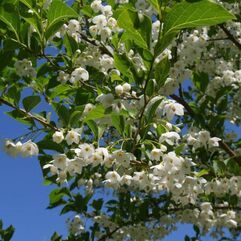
[[0, 104, 69, 241]]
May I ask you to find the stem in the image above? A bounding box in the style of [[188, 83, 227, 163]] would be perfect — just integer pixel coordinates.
[[170, 94, 241, 166], [219, 24, 241, 51], [0, 97, 59, 131]]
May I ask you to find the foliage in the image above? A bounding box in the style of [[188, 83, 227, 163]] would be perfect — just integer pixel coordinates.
[[0, 0, 241, 240]]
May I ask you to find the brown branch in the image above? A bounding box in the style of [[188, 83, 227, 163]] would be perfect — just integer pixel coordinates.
[[170, 94, 241, 166], [98, 227, 121, 241], [170, 94, 195, 117], [0, 97, 59, 131], [219, 24, 241, 51]]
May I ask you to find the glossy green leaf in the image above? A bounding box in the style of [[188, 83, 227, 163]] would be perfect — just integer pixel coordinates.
[[63, 33, 78, 56], [86, 119, 99, 140], [111, 114, 125, 135], [5, 110, 34, 126], [163, 0, 235, 35], [114, 53, 134, 81], [154, 57, 170, 88], [45, 0, 79, 40], [117, 8, 148, 49], [22, 95, 41, 112], [84, 105, 105, 121], [52, 102, 70, 126], [145, 97, 163, 124], [0, 7, 20, 40]]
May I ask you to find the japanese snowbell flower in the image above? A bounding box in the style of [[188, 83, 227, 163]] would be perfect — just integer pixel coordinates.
[[90, 0, 102, 12], [65, 130, 80, 145], [162, 101, 184, 121], [70, 67, 89, 83], [52, 131, 64, 144], [92, 15, 107, 30], [4, 140, 22, 157], [159, 132, 180, 145], [52, 154, 69, 170], [21, 140, 39, 157], [96, 93, 114, 107]]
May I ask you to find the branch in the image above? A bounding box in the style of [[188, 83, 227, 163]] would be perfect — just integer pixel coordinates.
[[170, 94, 241, 166], [0, 97, 59, 131], [98, 227, 121, 241], [219, 24, 241, 51], [78, 32, 113, 57]]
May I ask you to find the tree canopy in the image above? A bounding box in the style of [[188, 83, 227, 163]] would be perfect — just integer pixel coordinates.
[[0, 0, 241, 240]]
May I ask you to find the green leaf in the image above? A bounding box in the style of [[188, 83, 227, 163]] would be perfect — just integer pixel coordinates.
[[5, 86, 21, 105], [20, 0, 40, 18], [45, 0, 79, 40], [195, 169, 209, 177], [147, 0, 160, 13], [91, 198, 103, 211], [51, 232, 62, 241], [155, 0, 235, 56], [86, 120, 99, 140], [84, 105, 105, 121], [117, 8, 148, 49], [192, 72, 209, 92], [163, 0, 235, 35], [52, 102, 70, 126], [0, 6, 20, 40], [154, 57, 170, 88], [22, 95, 41, 112], [146, 79, 155, 97], [145, 97, 163, 124], [49, 84, 72, 99], [48, 188, 69, 209], [111, 114, 125, 135], [114, 53, 134, 81], [37, 140, 64, 152], [5, 109, 34, 126], [63, 33, 78, 56]]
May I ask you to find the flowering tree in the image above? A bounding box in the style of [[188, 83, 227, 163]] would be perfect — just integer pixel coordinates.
[[0, 0, 241, 240]]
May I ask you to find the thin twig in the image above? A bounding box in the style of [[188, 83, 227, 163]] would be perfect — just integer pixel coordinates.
[[170, 94, 241, 166], [0, 97, 59, 131], [219, 24, 241, 51]]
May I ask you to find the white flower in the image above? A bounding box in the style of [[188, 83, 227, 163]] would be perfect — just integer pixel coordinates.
[[100, 27, 112, 42], [4, 140, 22, 157], [65, 130, 80, 145], [120, 175, 132, 186], [90, 0, 102, 12], [208, 137, 221, 148], [52, 131, 64, 144], [162, 101, 184, 120], [14, 59, 36, 77], [92, 15, 107, 30], [52, 154, 69, 170], [77, 143, 95, 159], [159, 132, 180, 145], [89, 25, 98, 37], [70, 67, 89, 83], [83, 103, 95, 116], [57, 71, 69, 83], [150, 148, 164, 161], [115, 85, 124, 96], [122, 83, 131, 93], [21, 140, 39, 157], [67, 19, 80, 34], [96, 93, 114, 107], [108, 17, 117, 28], [105, 171, 121, 187], [101, 5, 112, 17]]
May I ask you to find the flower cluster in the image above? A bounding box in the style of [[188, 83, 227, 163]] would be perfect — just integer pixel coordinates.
[[14, 59, 36, 78], [4, 139, 39, 157]]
